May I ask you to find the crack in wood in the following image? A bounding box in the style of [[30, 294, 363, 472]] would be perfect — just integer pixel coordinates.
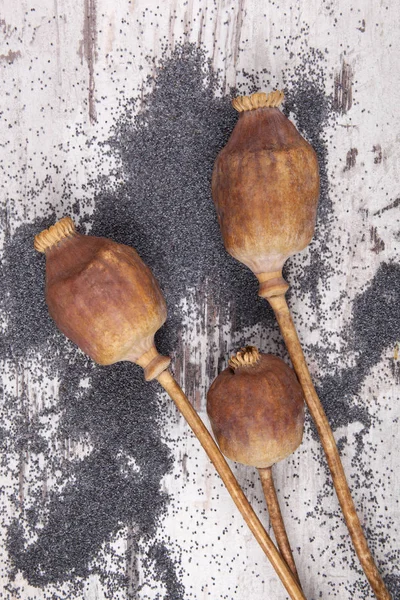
[[373, 196, 400, 216], [333, 61, 353, 114], [344, 147, 358, 171], [81, 0, 98, 124], [370, 226, 385, 254]]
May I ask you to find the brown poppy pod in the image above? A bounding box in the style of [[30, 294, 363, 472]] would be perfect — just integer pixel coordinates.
[[34, 217, 306, 600], [207, 347, 304, 469], [35, 216, 169, 373], [35, 217, 167, 365], [207, 346, 304, 582], [211, 91, 390, 600], [212, 90, 319, 286]]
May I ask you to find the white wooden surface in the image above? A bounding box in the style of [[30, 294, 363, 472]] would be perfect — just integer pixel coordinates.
[[1, 1, 399, 599]]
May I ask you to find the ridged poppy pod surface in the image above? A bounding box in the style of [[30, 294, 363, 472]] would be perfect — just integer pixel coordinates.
[[212, 90, 319, 281], [207, 347, 305, 469], [34, 217, 307, 600], [34, 217, 168, 371]]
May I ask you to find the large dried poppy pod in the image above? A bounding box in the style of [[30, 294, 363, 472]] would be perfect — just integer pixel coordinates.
[[207, 346, 304, 583], [212, 90, 319, 288], [212, 92, 391, 600], [34, 216, 170, 378], [34, 217, 306, 600]]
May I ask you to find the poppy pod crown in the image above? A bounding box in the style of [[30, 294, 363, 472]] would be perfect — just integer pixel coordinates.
[[35, 217, 169, 373], [212, 90, 320, 296]]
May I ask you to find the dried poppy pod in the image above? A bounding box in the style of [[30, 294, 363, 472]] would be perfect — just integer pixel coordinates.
[[212, 90, 319, 287], [34, 216, 170, 375], [34, 217, 306, 600], [211, 91, 390, 600], [207, 346, 304, 583], [207, 347, 304, 468]]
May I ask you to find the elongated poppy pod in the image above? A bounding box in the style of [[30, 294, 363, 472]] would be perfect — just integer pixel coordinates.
[[212, 90, 319, 284]]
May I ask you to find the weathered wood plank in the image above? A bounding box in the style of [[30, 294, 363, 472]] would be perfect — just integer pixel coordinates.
[[0, 0, 399, 599]]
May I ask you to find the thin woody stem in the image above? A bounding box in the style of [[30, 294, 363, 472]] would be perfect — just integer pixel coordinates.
[[155, 369, 306, 600], [262, 286, 391, 600], [258, 466, 301, 586]]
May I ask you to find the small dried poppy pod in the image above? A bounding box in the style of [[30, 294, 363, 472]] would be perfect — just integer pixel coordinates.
[[34, 217, 170, 378], [206, 346, 305, 468], [212, 90, 319, 296]]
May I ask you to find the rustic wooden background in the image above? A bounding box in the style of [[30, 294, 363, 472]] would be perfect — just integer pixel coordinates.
[[1, 1, 399, 599]]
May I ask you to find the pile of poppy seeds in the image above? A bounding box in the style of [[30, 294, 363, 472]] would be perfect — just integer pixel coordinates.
[[0, 43, 399, 599]]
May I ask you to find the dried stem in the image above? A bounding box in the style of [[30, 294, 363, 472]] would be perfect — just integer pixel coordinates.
[[259, 277, 391, 600], [258, 466, 301, 586], [154, 368, 306, 600]]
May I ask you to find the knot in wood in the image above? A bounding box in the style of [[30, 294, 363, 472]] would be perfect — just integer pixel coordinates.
[[229, 346, 261, 370], [34, 217, 76, 253], [232, 90, 284, 112]]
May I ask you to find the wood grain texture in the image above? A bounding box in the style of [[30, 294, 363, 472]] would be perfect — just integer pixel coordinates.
[[1, 1, 399, 599]]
